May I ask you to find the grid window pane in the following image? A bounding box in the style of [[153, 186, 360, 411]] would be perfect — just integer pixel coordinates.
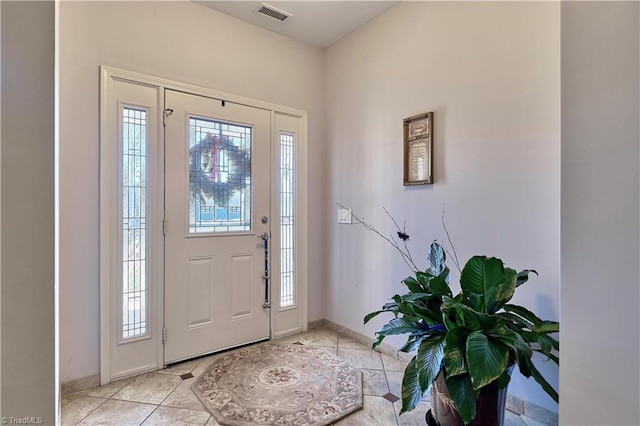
[[280, 133, 295, 308], [122, 107, 148, 339], [189, 117, 252, 233]]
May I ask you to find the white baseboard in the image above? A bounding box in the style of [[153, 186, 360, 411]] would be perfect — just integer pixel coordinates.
[[61, 374, 100, 396], [307, 319, 326, 330], [273, 327, 303, 339]]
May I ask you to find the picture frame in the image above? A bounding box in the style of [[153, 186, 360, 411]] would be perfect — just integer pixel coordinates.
[[403, 112, 433, 185]]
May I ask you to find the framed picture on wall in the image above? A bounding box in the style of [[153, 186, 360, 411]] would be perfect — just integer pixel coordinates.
[[403, 112, 433, 185]]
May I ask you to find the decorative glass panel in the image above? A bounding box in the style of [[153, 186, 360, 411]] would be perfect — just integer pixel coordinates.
[[122, 107, 148, 339], [189, 117, 252, 233], [280, 133, 295, 308]]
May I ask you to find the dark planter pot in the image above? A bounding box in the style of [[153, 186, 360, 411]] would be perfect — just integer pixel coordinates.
[[427, 364, 515, 426]]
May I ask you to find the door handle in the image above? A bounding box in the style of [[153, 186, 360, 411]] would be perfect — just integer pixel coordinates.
[[259, 232, 270, 309]]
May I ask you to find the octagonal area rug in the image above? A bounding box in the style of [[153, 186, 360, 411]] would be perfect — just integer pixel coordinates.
[[191, 343, 363, 425]]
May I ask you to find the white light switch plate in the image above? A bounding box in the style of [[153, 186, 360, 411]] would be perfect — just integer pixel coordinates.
[[337, 208, 352, 224]]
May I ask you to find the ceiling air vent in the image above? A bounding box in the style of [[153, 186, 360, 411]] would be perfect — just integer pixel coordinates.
[[256, 3, 291, 23]]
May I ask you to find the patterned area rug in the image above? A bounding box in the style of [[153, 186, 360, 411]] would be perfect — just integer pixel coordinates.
[[192, 343, 363, 426]]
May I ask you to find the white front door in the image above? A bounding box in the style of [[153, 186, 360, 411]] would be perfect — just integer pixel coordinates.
[[164, 90, 271, 363]]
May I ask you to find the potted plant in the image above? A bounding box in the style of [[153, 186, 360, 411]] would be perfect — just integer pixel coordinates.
[[360, 214, 559, 425]]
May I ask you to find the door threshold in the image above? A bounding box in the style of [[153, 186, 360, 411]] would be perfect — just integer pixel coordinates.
[[163, 337, 271, 369]]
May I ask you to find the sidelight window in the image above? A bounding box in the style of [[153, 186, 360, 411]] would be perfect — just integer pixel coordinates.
[[122, 107, 148, 339], [280, 132, 295, 308]]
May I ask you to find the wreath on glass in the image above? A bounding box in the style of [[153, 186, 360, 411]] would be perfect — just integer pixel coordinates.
[[189, 133, 251, 207]]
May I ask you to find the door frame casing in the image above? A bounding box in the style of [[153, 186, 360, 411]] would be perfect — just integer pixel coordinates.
[[99, 66, 308, 385]]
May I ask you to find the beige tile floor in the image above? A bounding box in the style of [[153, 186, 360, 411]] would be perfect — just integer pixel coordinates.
[[62, 328, 554, 426]]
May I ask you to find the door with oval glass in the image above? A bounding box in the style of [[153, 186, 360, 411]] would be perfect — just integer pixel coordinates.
[[164, 90, 271, 363]]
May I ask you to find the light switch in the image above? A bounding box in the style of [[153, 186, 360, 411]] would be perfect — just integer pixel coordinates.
[[337, 208, 352, 224]]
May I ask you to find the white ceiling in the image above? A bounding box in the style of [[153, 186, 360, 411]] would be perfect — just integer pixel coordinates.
[[194, 1, 398, 48]]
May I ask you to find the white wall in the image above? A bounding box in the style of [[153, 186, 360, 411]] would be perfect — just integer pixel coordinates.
[[1, 1, 55, 422], [560, 2, 640, 425], [325, 2, 560, 412], [59, 1, 326, 383]]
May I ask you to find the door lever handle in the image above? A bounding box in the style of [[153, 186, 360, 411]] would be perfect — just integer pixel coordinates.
[[259, 232, 270, 307]]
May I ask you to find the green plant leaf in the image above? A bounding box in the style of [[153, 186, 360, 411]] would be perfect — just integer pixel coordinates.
[[516, 269, 538, 287], [441, 298, 465, 330], [445, 374, 477, 424], [497, 312, 533, 330], [443, 311, 456, 331], [442, 296, 498, 330], [488, 324, 529, 350], [541, 333, 559, 351], [519, 330, 538, 343], [400, 292, 432, 302], [412, 305, 442, 325], [442, 297, 478, 329], [378, 317, 427, 337], [503, 304, 542, 324], [492, 267, 517, 311], [428, 269, 452, 296], [398, 335, 424, 353], [489, 326, 533, 378], [364, 310, 387, 324], [398, 301, 417, 317], [403, 276, 425, 293], [533, 321, 559, 334], [466, 293, 484, 313], [460, 256, 506, 314], [398, 293, 440, 322], [515, 357, 532, 378], [400, 357, 424, 414], [532, 349, 559, 365], [444, 328, 468, 377], [429, 241, 447, 276], [466, 331, 509, 390], [536, 333, 559, 355], [416, 271, 433, 286], [528, 359, 559, 403], [484, 323, 511, 338], [497, 369, 512, 389], [363, 298, 403, 325], [416, 335, 445, 392], [441, 295, 456, 308], [372, 333, 385, 350], [382, 300, 399, 310]]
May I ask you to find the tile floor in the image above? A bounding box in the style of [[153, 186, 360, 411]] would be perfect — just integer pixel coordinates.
[[62, 328, 555, 426]]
